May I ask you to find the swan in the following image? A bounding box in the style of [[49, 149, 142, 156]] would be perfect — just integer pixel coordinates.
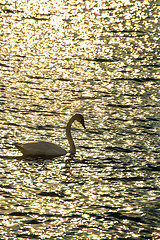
[[14, 114, 86, 157]]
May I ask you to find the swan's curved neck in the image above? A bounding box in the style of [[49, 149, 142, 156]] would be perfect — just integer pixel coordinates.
[[66, 117, 76, 155]]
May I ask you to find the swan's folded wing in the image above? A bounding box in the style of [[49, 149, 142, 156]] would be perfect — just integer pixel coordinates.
[[14, 141, 67, 157]]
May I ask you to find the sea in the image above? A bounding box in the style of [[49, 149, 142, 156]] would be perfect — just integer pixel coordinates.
[[0, 0, 160, 239]]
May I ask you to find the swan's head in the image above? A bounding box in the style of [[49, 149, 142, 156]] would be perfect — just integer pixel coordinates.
[[74, 114, 86, 129]]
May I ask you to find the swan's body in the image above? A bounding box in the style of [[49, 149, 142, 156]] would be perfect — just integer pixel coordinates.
[[14, 114, 85, 157], [14, 141, 67, 157]]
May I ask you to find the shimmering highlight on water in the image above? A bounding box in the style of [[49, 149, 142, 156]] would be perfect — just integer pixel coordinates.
[[0, 0, 160, 239]]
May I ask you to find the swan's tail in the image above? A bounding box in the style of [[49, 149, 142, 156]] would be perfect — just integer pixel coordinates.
[[14, 143, 23, 152]]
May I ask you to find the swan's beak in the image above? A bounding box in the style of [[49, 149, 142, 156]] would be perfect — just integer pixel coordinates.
[[82, 120, 86, 129]]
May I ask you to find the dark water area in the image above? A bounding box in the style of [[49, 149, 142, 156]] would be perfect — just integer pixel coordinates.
[[0, 1, 160, 239]]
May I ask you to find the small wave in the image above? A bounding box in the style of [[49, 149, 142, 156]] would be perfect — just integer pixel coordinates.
[[146, 164, 160, 172], [106, 146, 132, 153], [16, 233, 39, 238], [0, 62, 11, 68], [113, 77, 159, 82], [26, 75, 50, 80], [102, 175, 144, 182], [142, 64, 160, 68], [37, 191, 65, 198], [107, 211, 144, 223], [30, 16, 50, 21], [84, 57, 119, 62], [107, 103, 133, 109], [24, 219, 41, 224]]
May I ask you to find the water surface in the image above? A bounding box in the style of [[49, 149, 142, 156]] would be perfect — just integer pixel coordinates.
[[0, 0, 160, 239]]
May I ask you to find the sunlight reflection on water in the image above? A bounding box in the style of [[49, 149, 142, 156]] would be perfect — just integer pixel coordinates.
[[0, 0, 160, 239]]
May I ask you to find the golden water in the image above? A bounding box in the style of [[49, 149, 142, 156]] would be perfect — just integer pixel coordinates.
[[0, 1, 160, 239]]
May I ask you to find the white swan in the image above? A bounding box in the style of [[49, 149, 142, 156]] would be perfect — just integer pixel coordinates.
[[14, 114, 86, 157]]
